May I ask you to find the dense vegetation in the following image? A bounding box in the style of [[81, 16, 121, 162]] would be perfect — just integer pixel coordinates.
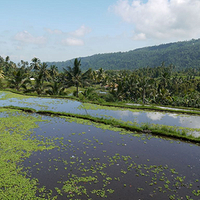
[[1, 55, 200, 109], [2, 40, 200, 200], [46, 38, 200, 71]]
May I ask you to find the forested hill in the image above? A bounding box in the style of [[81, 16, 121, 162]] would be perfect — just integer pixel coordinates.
[[46, 38, 200, 71]]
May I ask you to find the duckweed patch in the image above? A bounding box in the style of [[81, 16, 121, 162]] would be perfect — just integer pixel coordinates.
[[0, 109, 57, 199], [2, 91, 200, 136], [2, 93, 200, 199], [30, 109, 200, 143], [4, 106, 200, 143], [18, 113, 200, 199]]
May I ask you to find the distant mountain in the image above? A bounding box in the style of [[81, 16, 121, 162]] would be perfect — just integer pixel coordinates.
[[46, 38, 200, 71]]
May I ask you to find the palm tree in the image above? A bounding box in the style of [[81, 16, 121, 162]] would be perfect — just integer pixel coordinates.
[[45, 81, 66, 95], [25, 73, 44, 95], [48, 65, 59, 81], [30, 57, 41, 71], [1, 56, 16, 77], [39, 62, 50, 81], [5, 56, 10, 63], [109, 80, 125, 101], [25, 63, 49, 95], [63, 58, 91, 97], [7, 67, 31, 91], [81, 88, 98, 101], [137, 76, 154, 104], [0, 67, 4, 89], [91, 70, 98, 84], [159, 71, 171, 89], [96, 68, 106, 85], [0, 69, 4, 79], [156, 88, 172, 105]]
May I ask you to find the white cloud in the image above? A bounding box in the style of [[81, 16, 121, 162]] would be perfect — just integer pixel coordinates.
[[45, 28, 63, 35], [44, 26, 91, 37], [70, 25, 91, 37], [61, 38, 84, 46], [111, 0, 200, 40], [14, 31, 47, 45], [44, 25, 91, 47], [132, 32, 146, 40]]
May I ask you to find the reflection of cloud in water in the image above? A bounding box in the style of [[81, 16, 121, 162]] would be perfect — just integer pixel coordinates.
[[113, 110, 141, 123], [189, 131, 200, 138], [115, 110, 140, 117], [167, 113, 178, 119], [179, 116, 200, 129], [146, 112, 165, 121]]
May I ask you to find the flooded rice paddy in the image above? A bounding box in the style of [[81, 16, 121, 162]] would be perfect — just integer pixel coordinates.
[[1, 91, 200, 199], [1, 109, 200, 199], [1, 91, 200, 132]]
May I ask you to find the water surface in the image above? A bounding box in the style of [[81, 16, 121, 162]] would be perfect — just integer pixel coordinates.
[[1, 91, 200, 133], [22, 113, 200, 199]]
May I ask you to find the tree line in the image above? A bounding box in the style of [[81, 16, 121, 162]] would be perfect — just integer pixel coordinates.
[[46, 38, 200, 71], [1, 56, 200, 108]]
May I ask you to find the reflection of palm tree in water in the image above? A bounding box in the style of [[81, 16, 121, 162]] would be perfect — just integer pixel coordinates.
[[84, 107, 89, 115]]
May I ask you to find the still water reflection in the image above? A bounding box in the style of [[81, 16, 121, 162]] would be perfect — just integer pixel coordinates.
[[1, 91, 200, 130], [21, 113, 200, 199]]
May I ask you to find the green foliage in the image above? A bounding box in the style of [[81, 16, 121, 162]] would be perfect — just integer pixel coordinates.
[[6, 67, 31, 91], [63, 58, 92, 97], [46, 38, 200, 71], [3, 53, 200, 109]]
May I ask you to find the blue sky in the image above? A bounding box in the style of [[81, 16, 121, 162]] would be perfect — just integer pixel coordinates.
[[1, 0, 200, 63]]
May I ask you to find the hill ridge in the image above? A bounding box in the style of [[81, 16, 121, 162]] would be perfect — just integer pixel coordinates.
[[46, 38, 200, 71]]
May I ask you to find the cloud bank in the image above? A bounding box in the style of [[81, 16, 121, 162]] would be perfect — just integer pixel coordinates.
[[111, 0, 200, 40], [46, 25, 91, 46], [14, 31, 46, 45]]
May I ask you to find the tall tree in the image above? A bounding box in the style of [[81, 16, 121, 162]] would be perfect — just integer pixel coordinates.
[[30, 57, 41, 71], [137, 76, 154, 104], [63, 58, 91, 97], [25, 62, 49, 95], [48, 65, 59, 81], [0, 70, 4, 79]]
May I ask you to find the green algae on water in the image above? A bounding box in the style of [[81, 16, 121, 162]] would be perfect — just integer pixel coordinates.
[[0, 109, 57, 199]]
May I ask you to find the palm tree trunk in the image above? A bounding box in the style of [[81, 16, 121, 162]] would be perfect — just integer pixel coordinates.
[[76, 82, 79, 97], [143, 88, 145, 104]]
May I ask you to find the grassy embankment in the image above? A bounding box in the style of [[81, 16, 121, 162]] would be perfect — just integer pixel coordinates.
[[2, 88, 200, 114], [2, 104, 200, 144], [1, 89, 200, 143]]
